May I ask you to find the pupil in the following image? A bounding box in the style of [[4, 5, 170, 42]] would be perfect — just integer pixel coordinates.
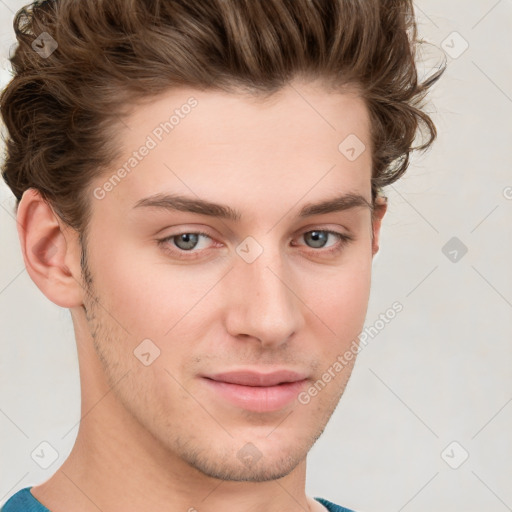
[[309, 231, 326, 248], [177, 233, 198, 250]]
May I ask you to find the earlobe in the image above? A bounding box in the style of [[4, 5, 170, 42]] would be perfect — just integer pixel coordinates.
[[16, 188, 84, 308], [371, 196, 387, 256]]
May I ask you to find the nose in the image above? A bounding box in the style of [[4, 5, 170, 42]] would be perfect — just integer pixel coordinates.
[[222, 244, 304, 348]]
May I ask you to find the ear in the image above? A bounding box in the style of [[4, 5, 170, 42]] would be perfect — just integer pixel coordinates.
[[371, 195, 387, 256], [16, 188, 85, 308]]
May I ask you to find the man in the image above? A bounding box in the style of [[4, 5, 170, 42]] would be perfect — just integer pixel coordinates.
[[0, 0, 443, 511]]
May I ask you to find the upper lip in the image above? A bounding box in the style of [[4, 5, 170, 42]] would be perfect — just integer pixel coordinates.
[[203, 370, 308, 387]]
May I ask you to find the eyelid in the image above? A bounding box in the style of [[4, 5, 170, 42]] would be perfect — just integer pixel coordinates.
[[292, 229, 354, 256], [157, 225, 354, 259]]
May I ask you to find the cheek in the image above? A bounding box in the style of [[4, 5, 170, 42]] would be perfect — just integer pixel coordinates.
[[89, 229, 372, 344], [88, 239, 167, 337], [302, 251, 372, 335], [90, 240, 221, 341], [308, 287, 370, 358]]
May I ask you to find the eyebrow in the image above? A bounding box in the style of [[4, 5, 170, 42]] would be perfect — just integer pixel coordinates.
[[133, 192, 373, 221]]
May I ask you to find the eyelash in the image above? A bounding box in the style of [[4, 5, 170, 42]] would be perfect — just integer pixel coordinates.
[[157, 229, 354, 260]]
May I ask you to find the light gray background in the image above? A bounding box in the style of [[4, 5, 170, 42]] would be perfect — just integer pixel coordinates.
[[1, 1, 511, 511]]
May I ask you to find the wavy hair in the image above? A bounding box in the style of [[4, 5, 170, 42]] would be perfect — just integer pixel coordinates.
[[1, 0, 445, 234]]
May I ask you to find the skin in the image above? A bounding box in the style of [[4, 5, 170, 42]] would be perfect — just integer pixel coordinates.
[[17, 79, 387, 512]]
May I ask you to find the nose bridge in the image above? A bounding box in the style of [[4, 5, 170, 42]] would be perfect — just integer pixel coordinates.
[[225, 240, 303, 345]]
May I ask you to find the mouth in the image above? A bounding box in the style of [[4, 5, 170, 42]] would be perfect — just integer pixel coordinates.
[[201, 370, 309, 413]]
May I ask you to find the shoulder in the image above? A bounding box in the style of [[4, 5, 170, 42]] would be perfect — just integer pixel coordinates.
[[314, 496, 358, 512], [1, 487, 51, 512]]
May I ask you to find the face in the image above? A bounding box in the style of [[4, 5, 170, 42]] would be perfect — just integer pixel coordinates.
[[79, 79, 383, 482]]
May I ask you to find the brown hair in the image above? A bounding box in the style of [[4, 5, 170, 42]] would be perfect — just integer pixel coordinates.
[[1, 0, 445, 237]]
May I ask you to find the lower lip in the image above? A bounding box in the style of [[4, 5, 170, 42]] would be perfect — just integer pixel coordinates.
[[202, 378, 308, 412]]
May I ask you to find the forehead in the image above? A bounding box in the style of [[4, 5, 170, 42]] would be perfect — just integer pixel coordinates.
[[91, 81, 373, 223]]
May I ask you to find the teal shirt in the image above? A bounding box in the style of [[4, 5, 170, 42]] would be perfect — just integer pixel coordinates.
[[1, 487, 356, 512]]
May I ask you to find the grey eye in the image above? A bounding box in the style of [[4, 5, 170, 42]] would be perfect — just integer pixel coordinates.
[[303, 230, 330, 249], [173, 233, 202, 251]]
